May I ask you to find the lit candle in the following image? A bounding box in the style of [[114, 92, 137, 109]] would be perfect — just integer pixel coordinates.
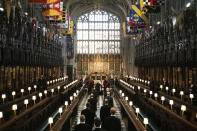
[[76, 90, 79, 94], [51, 89, 54, 96], [57, 86, 60, 93], [39, 93, 43, 100], [129, 101, 133, 107], [12, 104, 17, 115], [122, 93, 125, 97], [125, 96, 128, 101], [32, 96, 36, 104], [58, 107, 63, 118], [12, 91, 16, 100], [70, 96, 73, 102], [154, 93, 158, 101], [48, 117, 53, 129], [136, 108, 140, 118], [180, 91, 184, 100], [65, 101, 68, 108], [144, 89, 147, 97], [28, 87, 31, 94], [0, 112, 3, 119], [172, 89, 176, 95], [34, 85, 37, 91], [166, 87, 169, 93], [149, 91, 153, 98], [143, 118, 148, 128], [169, 100, 174, 110], [2, 94, 6, 104], [21, 89, 24, 96], [74, 93, 77, 98], [161, 96, 165, 104], [119, 90, 122, 94], [160, 85, 163, 91], [138, 86, 140, 90], [189, 94, 194, 104], [24, 99, 29, 109], [44, 90, 47, 97], [181, 105, 186, 116]]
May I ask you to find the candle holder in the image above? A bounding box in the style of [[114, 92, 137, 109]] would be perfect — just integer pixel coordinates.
[[65, 101, 68, 109], [21, 89, 24, 96], [136, 108, 139, 119], [32, 96, 36, 104], [154, 93, 158, 101], [12, 91, 16, 100], [12, 104, 17, 115], [28, 87, 31, 94], [24, 99, 29, 109], [180, 91, 184, 100], [161, 96, 165, 105], [57, 86, 60, 93], [181, 105, 186, 116], [169, 100, 174, 110], [189, 94, 194, 104], [48, 117, 53, 129], [149, 91, 152, 98], [59, 107, 63, 118], [2, 94, 6, 104], [143, 118, 148, 129], [39, 93, 43, 100]]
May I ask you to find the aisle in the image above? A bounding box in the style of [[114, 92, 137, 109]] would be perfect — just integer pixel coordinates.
[[71, 93, 89, 130], [113, 97, 127, 131], [71, 93, 127, 131]]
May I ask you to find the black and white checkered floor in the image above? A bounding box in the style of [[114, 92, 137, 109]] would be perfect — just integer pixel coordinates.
[[71, 94, 127, 131]]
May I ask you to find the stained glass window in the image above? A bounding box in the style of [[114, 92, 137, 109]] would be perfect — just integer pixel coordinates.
[[77, 10, 120, 54]]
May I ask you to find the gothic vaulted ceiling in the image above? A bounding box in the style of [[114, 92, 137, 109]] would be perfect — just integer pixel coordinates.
[[64, 0, 131, 21]]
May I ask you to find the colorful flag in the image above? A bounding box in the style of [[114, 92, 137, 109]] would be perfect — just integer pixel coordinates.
[[42, 0, 61, 16], [28, 0, 59, 4]]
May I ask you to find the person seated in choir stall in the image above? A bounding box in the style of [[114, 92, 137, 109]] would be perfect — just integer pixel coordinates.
[[38, 75, 47, 91], [88, 93, 97, 113], [102, 107, 121, 131], [75, 115, 91, 131], [81, 102, 95, 129], [93, 117, 106, 131], [100, 99, 110, 122]]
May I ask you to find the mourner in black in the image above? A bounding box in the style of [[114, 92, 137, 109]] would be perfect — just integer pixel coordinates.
[[102, 107, 121, 131], [93, 117, 106, 131], [81, 102, 95, 128], [105, 92, 113, 107], [88, 93, 97, 113], [100, 99, 110, 122], [75, 115, 91, 131]]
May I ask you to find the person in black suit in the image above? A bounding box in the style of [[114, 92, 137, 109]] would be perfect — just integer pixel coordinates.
[[100, 99, 110, 122], [102, 107, 121, 131], [93, 117, 106, 131], [81, 102, 95, 129], [75, 115, 91, 131], [105, 92, 113, 108], [88, 93, 97, 113]]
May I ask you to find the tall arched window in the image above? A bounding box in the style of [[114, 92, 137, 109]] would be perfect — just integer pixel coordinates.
[[77, 10, 120, 55]]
